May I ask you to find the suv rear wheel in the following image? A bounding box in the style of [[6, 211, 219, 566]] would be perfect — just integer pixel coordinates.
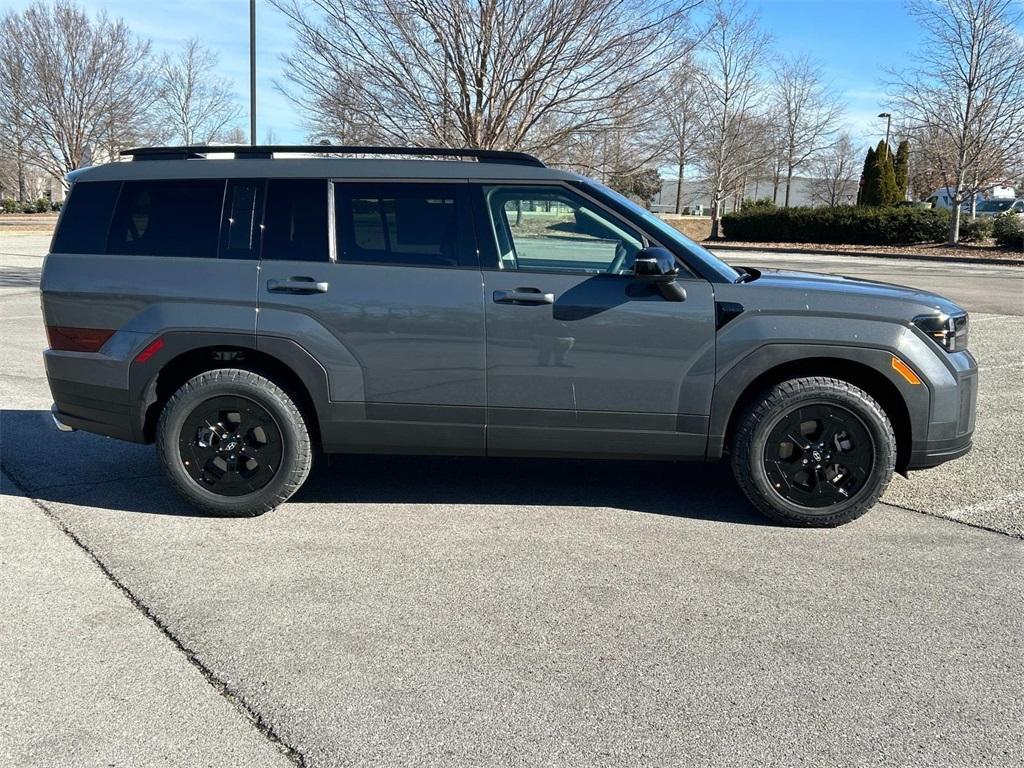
[[731, 377, 896, 527], [156, 369, 312, 516]]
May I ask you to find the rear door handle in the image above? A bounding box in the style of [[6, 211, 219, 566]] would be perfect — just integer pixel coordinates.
[[267, 276, 329, 295], [493, 288, 554, 305]]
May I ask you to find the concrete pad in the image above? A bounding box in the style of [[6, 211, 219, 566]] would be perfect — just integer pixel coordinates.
[[0, 472, 295, 767]]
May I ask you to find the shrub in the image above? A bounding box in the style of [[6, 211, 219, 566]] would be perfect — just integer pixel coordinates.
[[740, 197, 775, 212], [959, 216, 993, 242], [34, 197, 50, 213], [1, 198, 20, 213], [720, 206, 950, 246], [992, 212, 1024, 250]]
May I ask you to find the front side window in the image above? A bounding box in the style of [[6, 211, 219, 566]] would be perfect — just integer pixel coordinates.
[[334, 183, 474, 268], [483, 185, 643, 275], [107, 179, 224, 258]]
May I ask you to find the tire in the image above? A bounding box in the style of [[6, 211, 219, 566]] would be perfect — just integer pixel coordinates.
[[156, 369, 312, 516], [730, 377, 896, 527]]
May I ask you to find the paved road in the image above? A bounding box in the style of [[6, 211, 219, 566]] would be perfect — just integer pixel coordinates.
[[2, 232, 1022, 767]]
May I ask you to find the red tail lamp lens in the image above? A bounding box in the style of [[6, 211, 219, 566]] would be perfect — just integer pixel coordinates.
[[135, 337, 165, 363], [46, 326, 115, 353]]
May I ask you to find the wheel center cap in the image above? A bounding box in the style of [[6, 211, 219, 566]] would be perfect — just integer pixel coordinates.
[[222, 440, 239, 453], [811, 449, 823, 462]]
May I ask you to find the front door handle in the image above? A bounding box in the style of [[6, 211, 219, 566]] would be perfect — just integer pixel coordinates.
[[267, 276, 329, 295], [493, 288, 554, 305]]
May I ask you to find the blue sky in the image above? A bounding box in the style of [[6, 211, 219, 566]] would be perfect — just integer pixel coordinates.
[[1, 0, 936, 150]]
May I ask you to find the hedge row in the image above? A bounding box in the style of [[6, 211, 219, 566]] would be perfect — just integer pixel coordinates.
[[721, 206, 950, 245]]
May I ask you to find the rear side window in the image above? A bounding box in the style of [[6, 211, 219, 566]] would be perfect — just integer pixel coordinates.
[[262, 179, 328, 262], [334, 183, 475, 268], [107, 179, 225, 258], [51, 181, 121, 254]]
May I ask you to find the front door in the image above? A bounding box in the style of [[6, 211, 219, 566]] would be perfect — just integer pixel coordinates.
[[477, 184, 716, 458], [257, 179, 486, 454]]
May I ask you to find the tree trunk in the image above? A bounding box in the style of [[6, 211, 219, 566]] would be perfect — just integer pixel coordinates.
[[784, 167, 794, 208], [709, 188, 723, 239], [675, 160, 684, 215], [948, 202, 962, 244]]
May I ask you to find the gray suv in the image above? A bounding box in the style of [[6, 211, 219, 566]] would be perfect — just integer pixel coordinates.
[[42, 146, 977, 526]]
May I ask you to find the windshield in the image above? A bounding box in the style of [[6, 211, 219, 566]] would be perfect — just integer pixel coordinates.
[[577, 180, 741, 283], [978, 200, 1014, 212]]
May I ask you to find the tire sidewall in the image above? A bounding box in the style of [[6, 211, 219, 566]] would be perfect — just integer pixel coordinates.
[[157, 373, 308, 515]]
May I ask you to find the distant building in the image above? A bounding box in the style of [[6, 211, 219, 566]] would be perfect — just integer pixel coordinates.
[[650, 175, 857, 213]]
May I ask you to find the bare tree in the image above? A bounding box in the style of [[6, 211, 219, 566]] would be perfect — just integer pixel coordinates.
[[152, 38, 243, 145], [0, 1, 154, 182], [0, 54, 31, 201], [771, 53, 843, 207], [272, 0, 701, 155], [662, 58, 704, 214], [809, 131, 859, 206], [891, 0, 1024, 243], [694, 0, 773, 238]]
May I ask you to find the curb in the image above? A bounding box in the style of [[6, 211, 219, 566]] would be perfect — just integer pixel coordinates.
[[706, 243, 1024, 267]]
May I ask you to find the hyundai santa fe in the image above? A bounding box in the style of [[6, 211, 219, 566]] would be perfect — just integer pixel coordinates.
[[41, 145, 978, 526]]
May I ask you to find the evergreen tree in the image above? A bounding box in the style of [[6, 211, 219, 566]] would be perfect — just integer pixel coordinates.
[[858, 146, 876, 205], [894, 140, 910, 201], [876, 140, 899, 205]]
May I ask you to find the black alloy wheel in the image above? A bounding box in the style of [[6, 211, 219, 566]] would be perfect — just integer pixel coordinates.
[[178, 395, 283, 496], [730, 376, 896, 527], [156, 368, 312, 516], [762, 403, 875, 508]]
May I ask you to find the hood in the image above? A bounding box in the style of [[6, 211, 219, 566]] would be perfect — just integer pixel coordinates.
[[735, 267, 965, 321]]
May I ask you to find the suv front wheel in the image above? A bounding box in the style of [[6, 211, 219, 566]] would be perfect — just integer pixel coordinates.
[[156, 369, 312, 516], [731, 377, 896, 527]]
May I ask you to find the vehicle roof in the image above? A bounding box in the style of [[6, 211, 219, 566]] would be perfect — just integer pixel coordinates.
[[69, 158, 584, 184]]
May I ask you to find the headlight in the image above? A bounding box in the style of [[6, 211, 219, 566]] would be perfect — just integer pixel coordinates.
[[913, 312, 969, 352]]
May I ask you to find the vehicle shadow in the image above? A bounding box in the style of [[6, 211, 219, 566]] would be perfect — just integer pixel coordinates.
[[0, 409, 766, 526]]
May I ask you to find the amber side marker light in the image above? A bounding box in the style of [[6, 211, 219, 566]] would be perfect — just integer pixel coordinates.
[[891, 356, 922, 385]]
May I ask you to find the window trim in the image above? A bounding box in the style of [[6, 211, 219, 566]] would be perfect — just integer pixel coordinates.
[[330, 180, 479, 270], [473, 181, 697, 279]]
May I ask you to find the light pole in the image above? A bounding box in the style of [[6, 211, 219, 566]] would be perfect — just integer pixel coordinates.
[[250, 0, 256, 145], [878, 112, 892, 153]]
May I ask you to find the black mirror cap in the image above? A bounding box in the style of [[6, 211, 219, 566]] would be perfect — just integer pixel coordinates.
[[634, 246, 679, 282]]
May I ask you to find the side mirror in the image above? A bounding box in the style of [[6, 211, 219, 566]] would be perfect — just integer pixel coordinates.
[[633, 246, 686, 301]]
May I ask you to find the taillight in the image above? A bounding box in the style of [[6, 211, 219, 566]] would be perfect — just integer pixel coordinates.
[[46, 326, 115, 353]]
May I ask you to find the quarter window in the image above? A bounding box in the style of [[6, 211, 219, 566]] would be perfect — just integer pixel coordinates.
[[51, 181, 121, 254], [107, 179, 225, 258], [484, 185, 644, 274], [334, 183, 474, 268]]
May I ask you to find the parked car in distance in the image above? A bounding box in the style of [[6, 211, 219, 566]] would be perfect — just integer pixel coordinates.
[[975, 198, 1024, 217], [41, 146, 977, 526]]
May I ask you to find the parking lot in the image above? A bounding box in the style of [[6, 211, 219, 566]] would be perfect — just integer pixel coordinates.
[[2, 233, 1022, 766]]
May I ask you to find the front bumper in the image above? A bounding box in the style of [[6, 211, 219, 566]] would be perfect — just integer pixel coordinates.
[[906, 353, 977, 470]]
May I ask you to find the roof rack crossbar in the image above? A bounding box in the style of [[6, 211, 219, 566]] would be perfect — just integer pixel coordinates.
[[120, 145, 545, 167]]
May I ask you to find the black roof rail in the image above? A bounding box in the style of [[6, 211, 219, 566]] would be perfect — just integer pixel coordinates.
[[120, 145, 546, 167]]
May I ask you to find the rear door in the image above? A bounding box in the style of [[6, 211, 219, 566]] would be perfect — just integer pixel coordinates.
[[256, 179, 487, 454], [476, 183, 716, 459]]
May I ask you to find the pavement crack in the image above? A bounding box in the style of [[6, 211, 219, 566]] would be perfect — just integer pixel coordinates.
[[1, 468, 309, 767], [884, 498, 1022, 539]]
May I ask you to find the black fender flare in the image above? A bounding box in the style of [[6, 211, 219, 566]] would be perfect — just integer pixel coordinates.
[[705, 343, 930, 461]]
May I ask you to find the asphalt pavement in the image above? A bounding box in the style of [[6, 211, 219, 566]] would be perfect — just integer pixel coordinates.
[[1, 232, 1022, 767]]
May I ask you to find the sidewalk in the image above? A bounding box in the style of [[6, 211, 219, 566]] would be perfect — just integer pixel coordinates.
[[707, 241, 1024, 267]]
